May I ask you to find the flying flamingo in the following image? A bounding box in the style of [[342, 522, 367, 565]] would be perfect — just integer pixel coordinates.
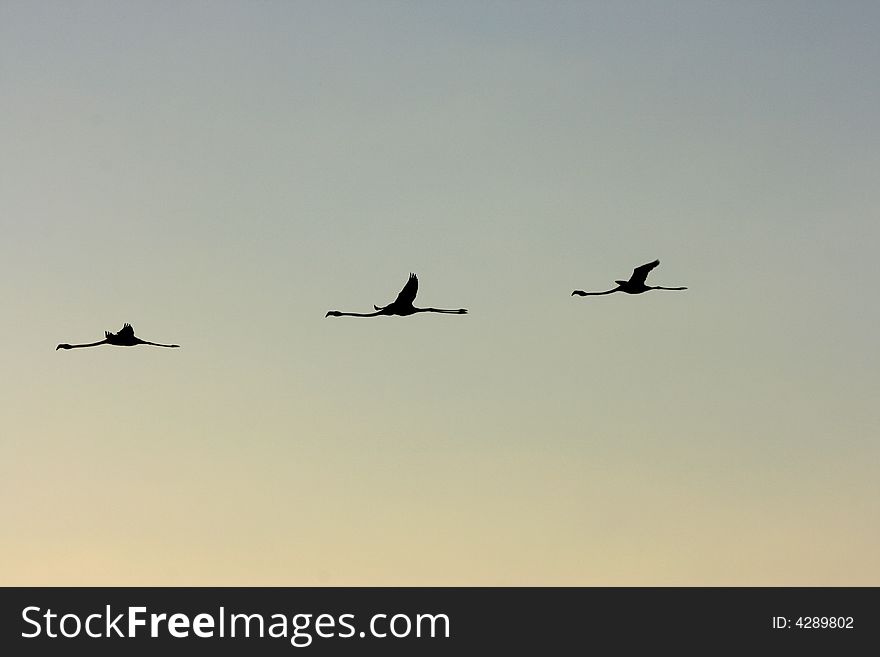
[[56, 323, 180, 350], [325, 273, 467, 318], [572, 260, 687, 297]]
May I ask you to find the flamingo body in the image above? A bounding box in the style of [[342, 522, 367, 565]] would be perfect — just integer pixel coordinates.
[[572, 260, 687, 297], [56, 323, 180, 350], [326, 273, 467, 318]]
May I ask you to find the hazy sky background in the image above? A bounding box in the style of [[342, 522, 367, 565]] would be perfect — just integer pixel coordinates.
[[1, 1, 877, 585]]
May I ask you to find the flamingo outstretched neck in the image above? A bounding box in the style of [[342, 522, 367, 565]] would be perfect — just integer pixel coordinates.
[[56, 340, 108, 350], [325, 310, 385, 318], [572, 288, 619, 297]]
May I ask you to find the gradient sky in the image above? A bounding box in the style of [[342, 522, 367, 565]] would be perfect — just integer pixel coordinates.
[[1, 1, 878, 585]]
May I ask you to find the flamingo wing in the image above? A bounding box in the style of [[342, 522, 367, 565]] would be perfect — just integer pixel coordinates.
[[116, 323, 136, 339], [629, 260, 660, 285], [393, 273, 419, 306]]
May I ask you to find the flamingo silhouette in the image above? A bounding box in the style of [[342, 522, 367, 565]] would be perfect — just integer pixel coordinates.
[[326, 273, 467, 318], [56, 323, 180, 350], [572, 260, 687, 297]]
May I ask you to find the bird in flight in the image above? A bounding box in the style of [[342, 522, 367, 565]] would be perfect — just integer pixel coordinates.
[[572, 260, 687, 297], [326, 273, 468, 318], [56, 323, 180, 350]]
